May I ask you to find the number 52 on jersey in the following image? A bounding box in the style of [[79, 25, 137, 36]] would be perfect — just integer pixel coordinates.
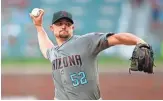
[[70, 71, 88, 87]]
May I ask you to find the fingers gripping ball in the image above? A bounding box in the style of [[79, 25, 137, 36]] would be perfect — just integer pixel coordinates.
[[129, 43, 155, 74], [31, 8, 41, 17]]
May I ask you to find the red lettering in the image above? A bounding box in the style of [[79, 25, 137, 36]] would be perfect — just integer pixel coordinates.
[[75, 55, 82, 66], [68, 55, 76, 66], [63, 57, 68, 67]]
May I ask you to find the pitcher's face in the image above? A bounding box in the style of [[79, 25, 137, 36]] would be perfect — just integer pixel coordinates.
[[50, 19, 74, 39]]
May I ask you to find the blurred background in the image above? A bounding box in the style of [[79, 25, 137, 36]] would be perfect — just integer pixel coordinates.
[[1, 0, 163, 100]]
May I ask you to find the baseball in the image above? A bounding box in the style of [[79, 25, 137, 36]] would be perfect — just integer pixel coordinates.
[[31, 8, 40, 17]]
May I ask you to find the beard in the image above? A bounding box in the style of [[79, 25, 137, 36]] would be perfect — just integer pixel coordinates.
[[58, 30, 70, 39]]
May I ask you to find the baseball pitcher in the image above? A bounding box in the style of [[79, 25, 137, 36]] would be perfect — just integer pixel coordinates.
[[30, 9, 154, 100]]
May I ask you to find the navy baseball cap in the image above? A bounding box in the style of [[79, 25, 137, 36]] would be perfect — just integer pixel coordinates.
[[52, 11, 74, 24]]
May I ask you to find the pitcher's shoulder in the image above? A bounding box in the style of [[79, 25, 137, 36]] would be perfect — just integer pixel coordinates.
[[73, 35, 81, 39]]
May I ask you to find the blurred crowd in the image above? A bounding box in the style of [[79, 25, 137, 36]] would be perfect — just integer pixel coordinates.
[[129, 0, 163, 29], [2, 0, 39, 58], [150, 0, 163, 29], [1, 0, 163, 59]]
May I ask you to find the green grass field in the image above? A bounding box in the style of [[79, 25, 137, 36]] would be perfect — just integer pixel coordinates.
[[2, 56, 163, 69]]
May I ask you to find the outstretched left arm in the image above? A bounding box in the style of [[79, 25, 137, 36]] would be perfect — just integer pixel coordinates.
[[107, 33, 146, 46]]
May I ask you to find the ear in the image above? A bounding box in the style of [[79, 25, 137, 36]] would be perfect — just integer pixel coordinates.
[[72, 25, 74, 30], [50, 25, 54, 31]]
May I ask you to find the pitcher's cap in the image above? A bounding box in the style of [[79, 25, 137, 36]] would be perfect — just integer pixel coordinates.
[[52, 11, 74, 24]]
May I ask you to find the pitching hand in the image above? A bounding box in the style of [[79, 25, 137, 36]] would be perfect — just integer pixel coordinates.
[[30, 9, 44, 27]]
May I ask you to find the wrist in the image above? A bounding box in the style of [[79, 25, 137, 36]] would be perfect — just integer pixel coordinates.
[[35, 24, 42, 28], [36, 25, 43, 29], [35, 26, 44, 32], [136, 39, 146, 44]]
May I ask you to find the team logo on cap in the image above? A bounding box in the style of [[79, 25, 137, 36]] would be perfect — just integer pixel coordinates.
[[60, 11, 67, 17]]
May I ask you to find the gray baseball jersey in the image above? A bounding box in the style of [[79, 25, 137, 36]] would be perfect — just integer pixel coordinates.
[[46, 32, 113, 100]]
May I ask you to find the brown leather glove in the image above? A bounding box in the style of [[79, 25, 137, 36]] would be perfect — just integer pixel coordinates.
[[129, 43, 155, 74]]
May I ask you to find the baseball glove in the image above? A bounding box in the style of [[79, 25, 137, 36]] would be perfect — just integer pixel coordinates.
[[129, 43, 155, 74]]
